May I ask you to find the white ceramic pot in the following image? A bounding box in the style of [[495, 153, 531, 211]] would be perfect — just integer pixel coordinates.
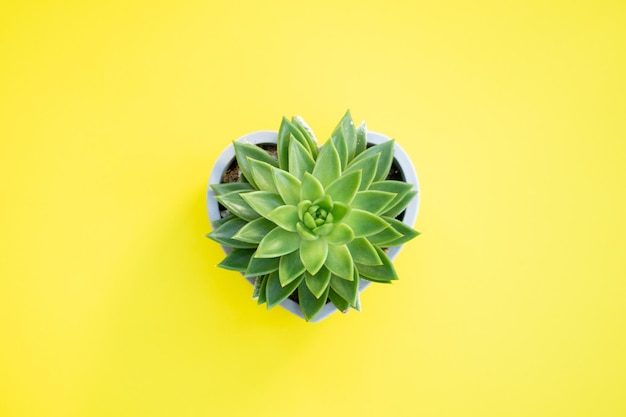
[[207, 131, 420, 322]]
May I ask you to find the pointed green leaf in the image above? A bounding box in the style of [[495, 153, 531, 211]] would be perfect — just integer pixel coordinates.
[[217, 248, 254, 272], [208, 217, 258, 248], [328, 287, 351, 312], [325, 223, 354, 245], [249, 159, 278, 193], [256, 228, 301, 257], [209, 216, 247, 239], [266, 271, 304, 309], [352, 291, 361, 312], [349, 140, 395, 182], [297, 222, 318, 241], [266, 205, 299, 232], [285, 117, 316, 157], [312, 140, 341, 187], [277, 117, 292, 170], [342, 208, 389, 238], [233, 141, 278, 188], [378, 216, 421, 246], [366, 225, 404, 246], [325, 170, 361, 205], [292, 116, 318, 158], [240, 191, 284, 218], [233, 217, 277, 243], [298, 282, 330, 321], [289, 136, 315, 179], [273, 168, 301, 205], [331, 127, 348, 170], [330, 202, 349, 223], [344, 153, 380, 191], [305, 268, 332, 299], [253, 275, 264, 299], [368, 180, 413, 195], [297, 200, 311, 221], [245, 256, 279, 277], [352, 190, 396, 214], [303, 212, 316, 229], [211, 182, 254, 196], [254, 275, 268, 304], [369, 180, 414, 214], [330, 268, 359, 305], [300, 238, 328, 275], [210, 213, 233, 229], [331, 110, 356, 165], [300, 172, 325, 202], [347, 237, 382, 265], [383, 190, 418, 218], [342, 111, 357, 161], [314, 194, 332, 211], [325, 243, 353, 280], [371, 141, 395, 182], [279, 251, 306, 286], [313, 223, 334, 236], [356, 247, 398, 282], [355, 121, 367, 156], [215, 191, 260, 221]]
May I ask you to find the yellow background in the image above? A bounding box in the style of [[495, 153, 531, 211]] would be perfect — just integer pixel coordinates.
[[1, 1, 625, 416]]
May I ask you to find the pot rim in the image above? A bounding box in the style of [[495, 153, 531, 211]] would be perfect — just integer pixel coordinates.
[[207, 130, 420, 322]]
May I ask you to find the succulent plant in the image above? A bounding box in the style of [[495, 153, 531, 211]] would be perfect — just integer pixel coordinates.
[[207, 111, 419, 321]]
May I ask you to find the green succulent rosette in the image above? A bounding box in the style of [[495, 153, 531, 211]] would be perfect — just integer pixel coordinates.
[[208, 111, 419, 321]]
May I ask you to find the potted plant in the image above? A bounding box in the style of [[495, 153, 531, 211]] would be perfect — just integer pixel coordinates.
[[206, 111, 420, 322]]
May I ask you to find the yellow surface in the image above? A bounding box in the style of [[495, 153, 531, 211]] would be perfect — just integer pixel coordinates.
[[1, 1, 625, 416]]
